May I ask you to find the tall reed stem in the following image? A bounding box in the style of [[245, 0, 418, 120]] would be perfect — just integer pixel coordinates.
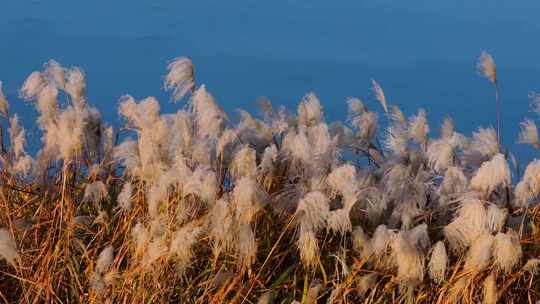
[[495, 83, 501, 145]]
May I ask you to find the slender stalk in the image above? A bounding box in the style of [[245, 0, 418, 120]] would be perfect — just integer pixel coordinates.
[[495, 83, 501, 145]]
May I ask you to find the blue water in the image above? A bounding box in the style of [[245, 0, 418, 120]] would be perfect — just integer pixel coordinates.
[[2, 0, 540, 164]]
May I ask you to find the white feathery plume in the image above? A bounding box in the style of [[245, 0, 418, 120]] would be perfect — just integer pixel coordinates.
[[469, 127, 499, 157], [271, 106, 289, 135], [327, 209, 352, 234], [518, 118, 539, 149], [463, 233, 493, 272], [483, 273, 498, 304], [233, 177, 266, 223], [427, 139, 455, 173], [230, 145, 257, 179], [35, 84, 58, 128], [492, 230, 522, 274], [470, 153, 510, 197], [477, 51, 497, 85], [64, 67, 86, 106], [408, 109, 430, 145], [393, 229, 425, 289], [486, 204, 507, 233], [113, 139, 141, 176], [118, 95, 161, 130], [83, 181, 108, 203], [437, 166, 468, 201], [372, 224, 392, 256], [295, 191, 329, 268], [43, 60, 65, 88], [164, 56, 195, 102], [8, 115, 26, 158], [55, 106, 86, 161], [351, 111, 378, 143], [444, 197, 488, 254], [282, 129, 311, 165], [259, 144, 278, 175], [307, 123, 336, 167], [347, 97, 367, 118], [191, 85, 226, 139], [118, 182, 133, 211], [297, 227, 319, 269], [384, 124, 409, 155], [428, 241, 447, 284], [298, 92, 323, 126], [170, 223, 203, 272], [209, 197, 234, 256], [295, 191, 330, 233], [514, 159, 540, 208], [327, 164, 358, 206], [95, 246, 114, 274], [19, 71, 46, 100], [0, 81, 8, 118], [101, 125, 114, 162], [0, 229, 19, 266], [440, 116, 455, 138], [372, 80, 388, 115]]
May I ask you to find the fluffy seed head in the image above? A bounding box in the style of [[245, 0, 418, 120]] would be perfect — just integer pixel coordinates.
[[444, 198, 488, 253], [477, 51, 497, 85], [295, 191, 330, 232], [64, 67, 86, 105], [298, 93, 323, 126], [372, 79, 388, 115], [493, 230, 522, 274], [164, 56, 195, 101], [470, 127, 499, 157], [518, 118, 539, 149], [428, 241, 447, 284], [441, 116, 455, 138], [463, 233, 494, 272], [470, 153, 510, 197], [514, 159, 540, 208], [409, 109, 430, 145]]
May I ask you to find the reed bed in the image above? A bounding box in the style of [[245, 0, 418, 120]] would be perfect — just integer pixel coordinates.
[[1, 52, 540, 303]]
